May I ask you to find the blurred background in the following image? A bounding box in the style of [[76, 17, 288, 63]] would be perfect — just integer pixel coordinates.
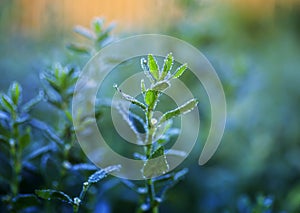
[[1, 0, 300, 212]]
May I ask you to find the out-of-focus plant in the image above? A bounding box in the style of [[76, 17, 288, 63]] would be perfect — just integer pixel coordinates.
[[237, 195, 274, 213], [67, 17, 115, 56], [0, 82, 43, 212], [114, 53, 197, 213], [33, 17, 119, 212], [35, 165, 120, 213], [0, 17, 117, 212]]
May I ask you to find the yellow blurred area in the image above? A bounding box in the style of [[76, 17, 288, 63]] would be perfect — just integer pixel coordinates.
[[7, 0, 180, 34], [3, 0, 300, 35]]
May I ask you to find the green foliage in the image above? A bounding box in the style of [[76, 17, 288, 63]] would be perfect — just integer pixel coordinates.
[[142, 146, 169, 178], [35, 165, 120, 213], [0, 17, 118, 213], [2, 2, 299, 211], [158, 98, 198, 125], [35, 189, 73, 204], [114, 84, 146, 110], [0, 82, 43, 211], [114, 53, 198, 212], [88, 165, 121, 184], [237, 195, 274, 213], [67, 17, 115, 56]]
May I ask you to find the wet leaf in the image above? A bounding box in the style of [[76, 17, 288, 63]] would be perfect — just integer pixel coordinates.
[[151, 81, 170, 91], [141, 79, 146, 93], [74, 25, 94, 40], [114, 84, 146, 110], [173, 63, 188, 79], [142, 146, 169, 178], [66, 43, 91, 55], [158, 98, 198, 125], [1, 94, 15, 114], [148, 54, 160, 80], [35, 189, 73, 204], [144, 90, 158, 110], [88, 165, 121, 184], [9, 82, 22, 105], [161, 53, 173, 80]]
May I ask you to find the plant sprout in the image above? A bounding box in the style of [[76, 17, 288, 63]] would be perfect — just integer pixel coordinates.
[[114, 53, 198, 213]]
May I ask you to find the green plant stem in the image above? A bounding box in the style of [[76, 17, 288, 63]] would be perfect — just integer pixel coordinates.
[[13, 124, 21, 195], [144, 100, 159, 213], [146, 178, 158, 213], [73, 182, 90, 213], [9, 122, 22, 211]]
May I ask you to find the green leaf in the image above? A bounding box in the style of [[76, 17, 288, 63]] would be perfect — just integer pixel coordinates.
[[151, 81, 170, 91], [35, 189, 73, 204], [141, 79, 146, 93], [19, 129, 31, 150], [88, 165, 121, 184], [24, 144, 56, 161], [144, 90, 158, 109], [66, 43, 91, 55], [9, 82, 22, 105], [92, 18, 104, 35], [160, 53, 173, 80], [173, 63, 188, 79], [70, 163, 97, 171], [114, 84, 146, 110], [1, 94, 15, 114], [158, 98, 198, 125], [12, 194, 40, 211], [74, 25, 94, 40], [142, 146, 169, 178], [141, 58, 154, 83], [43, 74, 61, 93], [148, 54, 160, 80]]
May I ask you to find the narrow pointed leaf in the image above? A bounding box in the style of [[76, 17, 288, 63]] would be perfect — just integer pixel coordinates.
[[161, 53, 173, 80], [151, 81, 170, 91], [74, 25, 94, 40], [70, 163, 98, 171], [35, 189, 73, 204], [92, 18, 104, 35], [173, 63, 188, 79], [10, 82, 22, 105], [148, 54, 160, 80], [141, 79, 146, 93], [144, 90, 158, 109], [141, 58, 154, 83], [66, 43, 91, 55], [88, 165, 121, 184], [1, 94, 15, 113], [24, 143, 56, 161], [114, 85, 146, 110], [142, 146, 169, 178], [158, 99, 198, 125]]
